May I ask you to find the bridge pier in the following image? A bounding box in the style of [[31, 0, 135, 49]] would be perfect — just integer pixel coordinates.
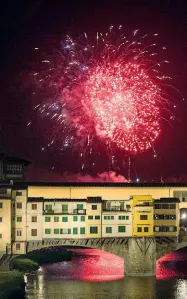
[[124, 237, 156, 276]]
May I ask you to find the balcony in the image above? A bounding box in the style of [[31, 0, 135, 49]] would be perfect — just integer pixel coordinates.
[[103, 207, 131, 212], [43, 209, 86, 215]]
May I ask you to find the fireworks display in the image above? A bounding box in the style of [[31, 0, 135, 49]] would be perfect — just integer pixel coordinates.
[[29, 25, 172, 164]]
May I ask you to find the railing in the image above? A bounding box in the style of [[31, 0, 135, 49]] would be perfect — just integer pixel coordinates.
[[103, 208, 131, 212], [43, 209, 86, 215], [0, 194, 12, 199]]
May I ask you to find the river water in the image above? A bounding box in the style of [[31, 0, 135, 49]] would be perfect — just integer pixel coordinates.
[[25, 248, 187, 299]]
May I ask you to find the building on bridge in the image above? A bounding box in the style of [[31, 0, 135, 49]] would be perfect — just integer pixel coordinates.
[[0, 181, 183, 258]]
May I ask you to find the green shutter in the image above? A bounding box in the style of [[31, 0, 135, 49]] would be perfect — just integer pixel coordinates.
[[62, 216, 68, 222], [68, 229, 71, 234], [126, 216, 129, 220], [111, 216, 114, 220], [119, 216, 121, 220], [118, 226, 126, 233], [90, 226, 98, 234], [73, 216, 78, 222], [73, 227, 78, 234], [54, 217, 59, 222], [81, 216, 85, 222], [54, 229, 59, 234], [45, 217, 51, 222], [80, 227, 85, 234], [77, 204, 83, 210], [46, 205, 52, 210], [62, 204, 68, 213]]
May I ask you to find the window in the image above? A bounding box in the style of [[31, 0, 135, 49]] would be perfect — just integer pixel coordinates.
[[119, 216, 126, 220], [140, 215, 148, 220], [62, 204, 68, 213], [162, 204, 169, 209], [170, 204, 176, 209], [154, 204, 161, 209], [54, 216, 59, 222], [88, 215, 93, 220], [45, 217, 51, 222], [80, 227, 85, 234], [0, 217, 2, 222], [126, 216, 129, 220], [73, 216, 78, 222], [54, 229, 59, 234], [45, 229, 51, 234], [16, 191, 22, 196], [77, 204, 83, 210], [0, 203, 3, 209], [16, 243, 20, 250], [17, 217, 22, 222], [17, 230, 22, 237], [45, 205, 52, 211], [144, 227, 149, 232], [90, 226, 98, 234], [60, 229, 71, 234], [111, 216, 114, 220], [154, 226, 160, 232], [92, 205, 97, 210], [31, 229, 37, 236], [73, 227, 78, 234], [62, 216, 68, 222], [32, 216, 37, 223], [17, 203, 22, 209], [118, 226, 126, 233], [81, 216, 85, 222], [104, 216, 114, 220], [137, 227, 142, 232], [106, 227, 112, 233], [0, 234, 2, 238], [32, 204, 37, 210], [95, 215, 100, 220]]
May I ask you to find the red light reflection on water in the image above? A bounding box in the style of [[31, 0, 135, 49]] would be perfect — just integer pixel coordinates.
[[40, 248, 187, 282]]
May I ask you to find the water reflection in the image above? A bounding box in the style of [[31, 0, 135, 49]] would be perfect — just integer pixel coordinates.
[[26, 248, 187, 299]]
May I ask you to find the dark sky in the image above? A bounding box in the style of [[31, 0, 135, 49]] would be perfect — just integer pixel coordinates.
[[1, 0, 187, 182]]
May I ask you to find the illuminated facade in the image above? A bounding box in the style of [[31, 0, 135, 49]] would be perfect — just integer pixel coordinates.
[[0, 182, 186, 257]]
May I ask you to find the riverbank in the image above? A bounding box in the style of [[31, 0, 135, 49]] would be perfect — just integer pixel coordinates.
[[0, 270, 25, 299], [0, 249, 73, 299]]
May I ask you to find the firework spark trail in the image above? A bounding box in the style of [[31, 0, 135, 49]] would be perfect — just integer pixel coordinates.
[[30, 25, 172, 158]]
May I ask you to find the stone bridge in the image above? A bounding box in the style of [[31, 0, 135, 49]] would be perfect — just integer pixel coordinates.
[[1, 236, 187, 276]]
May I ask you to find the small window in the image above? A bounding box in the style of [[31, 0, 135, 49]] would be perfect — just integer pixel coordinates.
[[31, 229, 37, 236], [17, 217, 22, 222], [45, 205, 52, 211], [32, 216, 37, 223], [106, 227, 112, 233], [16, 243, 20, 250], [16, 191, 22, 196], [92, 205, 97, 210], [140, 215, 148, 220], [118, 226, 126, 233], [45, 229, 51, 234], [73, 216, 78, 222], [154, 204, 161, 209], [126, 216, 129, 220], [144, 227, 149, 232], [73, 227, 78, 234], [0, 234, 2, 238], [45, 217, 51, 222], [170, 204, 176, 209], [80, 227, 85, 234], [0, 217, 2, 222], [137, 227, 142, 232], [32, 204, 37, 210], [54, 216, 59, 222], [60, 228, 71, 234], [154, 226, 160, 232], [17, 203, 22, 209], [90, 226, 98, 234], [54, 229, 59, 234], [17, 230, 22, 237], [162, 204, 169, 209], [111, 216, 114, 220], [95, 215, 100, 220], [0, 203, 2, 209], [81, 216, 85, 222], [88, 215, 93, 220], [62, 216, 68, 222]]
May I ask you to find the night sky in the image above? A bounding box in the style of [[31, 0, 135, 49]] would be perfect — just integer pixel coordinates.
[[1, 0, 187, 182]]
